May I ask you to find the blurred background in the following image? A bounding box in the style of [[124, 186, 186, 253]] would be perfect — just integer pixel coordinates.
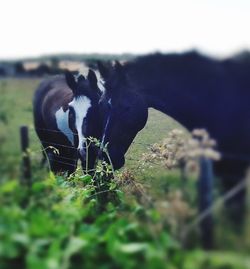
[[0, 1, 250, 269]]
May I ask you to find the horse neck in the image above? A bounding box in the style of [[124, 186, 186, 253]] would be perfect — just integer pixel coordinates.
[[135, 81, 207, 132], [125, 53, 228, 132]]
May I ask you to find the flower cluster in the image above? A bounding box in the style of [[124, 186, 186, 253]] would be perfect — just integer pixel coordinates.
[[155, 190, 194, 235], [141, 129, 221, 173]]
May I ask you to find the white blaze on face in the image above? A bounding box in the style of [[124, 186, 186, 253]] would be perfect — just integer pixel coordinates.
[[69, 96, 92, 151], [55, 107, 74, 145]]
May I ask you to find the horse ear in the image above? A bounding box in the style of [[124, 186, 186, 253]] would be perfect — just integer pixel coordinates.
[[115, 61, 127, 81], [65, 70, 77, 93], [77, 74, 85, 82], [97, 61, 111, 80], [87, 69, 97, 89], [115, 61, 123, 73], [88, 69, 103, 97]]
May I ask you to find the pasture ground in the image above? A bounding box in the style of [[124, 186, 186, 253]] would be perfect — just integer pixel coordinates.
[[0, 79, 250, 268]]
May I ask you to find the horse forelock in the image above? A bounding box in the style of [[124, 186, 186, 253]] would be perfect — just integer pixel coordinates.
[[77, 66, 104, 90], [77, 64, 88, 78]]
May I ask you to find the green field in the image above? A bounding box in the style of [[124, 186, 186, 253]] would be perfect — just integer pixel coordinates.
[[0, 79, 190, 201], [0, 78, 183, 179], [0, 79, 250, 269]]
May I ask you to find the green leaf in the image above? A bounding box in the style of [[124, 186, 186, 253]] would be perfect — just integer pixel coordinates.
[[11, 233, 30, 246], [0, 180, 19, 193], [79, 174, 93, 184], [32, 182, 46, 193], [109, 182, 117, 190], [119, 243, 148, 254], [63, 237, 87, 260]]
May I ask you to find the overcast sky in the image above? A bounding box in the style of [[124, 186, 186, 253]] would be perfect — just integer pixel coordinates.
[[1, 0, 250, 59]]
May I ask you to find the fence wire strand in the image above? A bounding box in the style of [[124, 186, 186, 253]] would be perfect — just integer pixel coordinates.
[[31, 127, 78, 136], [40, 140, 76, 149], [181, 178, 247, 239]]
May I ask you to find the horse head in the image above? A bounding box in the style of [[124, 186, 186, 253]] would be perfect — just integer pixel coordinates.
[[97, 61, 148, 169], [65, 69, 102, 171]]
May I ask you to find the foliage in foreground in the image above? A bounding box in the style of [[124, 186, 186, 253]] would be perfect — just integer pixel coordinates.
[[0, 171, 249, 269]]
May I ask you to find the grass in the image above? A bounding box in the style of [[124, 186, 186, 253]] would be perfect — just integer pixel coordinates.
[[0, 78, 187, 202], [0, 78, 250, 261], [0, 79, 41, 177], [0, 78, 184, 179]]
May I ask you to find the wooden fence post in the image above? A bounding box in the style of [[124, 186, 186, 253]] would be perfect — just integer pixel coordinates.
[[20, 125, 31, 185], [198, 157, 214, 249]]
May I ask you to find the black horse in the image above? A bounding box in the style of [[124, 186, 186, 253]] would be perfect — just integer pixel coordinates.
[[97, 51, 250, 218], [33, 70, 102, 174]]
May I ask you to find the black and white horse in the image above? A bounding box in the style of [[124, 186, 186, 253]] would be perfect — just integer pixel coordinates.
[[33, 70, 102, 174], [97, 52, 250, 218]]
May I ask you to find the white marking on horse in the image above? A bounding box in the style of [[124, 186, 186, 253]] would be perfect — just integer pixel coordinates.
[[55, 107, 74, 145], [100, 98, 112, 149], [69, 96, 92, 151], [95, 70, 106, 93], [97, 78, 106, 93]]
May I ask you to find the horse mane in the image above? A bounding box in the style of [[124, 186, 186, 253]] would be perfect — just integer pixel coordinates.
[[124, 51, 222, 80], [122, 51, 250, 96], [33, 75, 73, 126], [33, 75, 67, 103]]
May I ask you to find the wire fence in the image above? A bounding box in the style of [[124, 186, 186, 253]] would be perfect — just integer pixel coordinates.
[[28, 126, 250, 166], [25, 125, 250, 190]]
